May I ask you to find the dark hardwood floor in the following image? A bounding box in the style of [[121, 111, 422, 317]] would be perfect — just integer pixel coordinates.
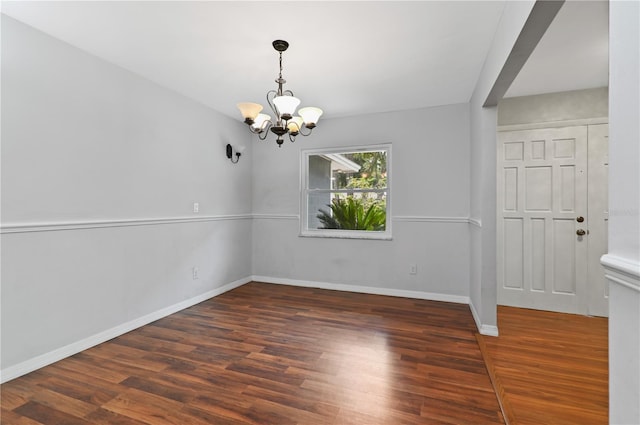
[[477, 305, 608, 425], [1, 282, 504, 424]]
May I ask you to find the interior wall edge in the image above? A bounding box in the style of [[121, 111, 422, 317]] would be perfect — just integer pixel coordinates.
[[0, 276, 252, 384], [469, 300, 499, 337]]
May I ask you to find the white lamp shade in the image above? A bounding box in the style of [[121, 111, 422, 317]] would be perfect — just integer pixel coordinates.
[[287, 116, 304, 133], [252, 113, 271, 129], [298, 107, 323, 125], [237, 102, 263, 120], [273, 96, 301, 117]]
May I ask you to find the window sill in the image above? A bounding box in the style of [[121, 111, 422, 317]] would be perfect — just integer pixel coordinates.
[[299, 230, 392, 241]]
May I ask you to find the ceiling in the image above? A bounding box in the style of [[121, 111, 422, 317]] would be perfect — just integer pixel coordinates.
[[2, 1, 609, 120], [506, 0, 608, 98]]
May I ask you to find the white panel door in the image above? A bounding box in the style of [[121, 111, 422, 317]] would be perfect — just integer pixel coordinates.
[[497, 126, 589, 314]]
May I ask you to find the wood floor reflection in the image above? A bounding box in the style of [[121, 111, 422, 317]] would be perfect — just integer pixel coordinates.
[[1, 282, 504, 424]]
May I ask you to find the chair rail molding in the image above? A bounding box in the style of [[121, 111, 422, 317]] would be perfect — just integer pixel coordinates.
[[393, 216, 470, 224], [0, 214, 253, 234], [601, 254, 640, 292], [251, 213, 299, 221]]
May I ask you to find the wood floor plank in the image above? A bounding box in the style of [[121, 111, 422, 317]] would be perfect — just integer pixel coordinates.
[[0, 408, 45, 425], [477, 305, 608, 425], [100, 387, 184, 425], [83, 407, 151, 425], [32, 374, 119, 407], [12, 401, 93, 425], [2, 282, 504, 424], [26, 387, 98, 419]]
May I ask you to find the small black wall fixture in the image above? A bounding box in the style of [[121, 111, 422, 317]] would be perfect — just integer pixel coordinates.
[[226, 144, 242, 163]]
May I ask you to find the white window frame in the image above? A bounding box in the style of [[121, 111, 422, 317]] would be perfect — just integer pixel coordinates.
[[300, 143, 392, 240]]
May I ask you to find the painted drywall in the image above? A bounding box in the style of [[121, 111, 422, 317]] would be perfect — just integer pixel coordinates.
[[607, 1, 640, 423], [498, 87, 608, 126], [252, 104, 471, 298], [469, 0, 537, 333], [1, 16, 253, 375], [1, 16, 252, 222], [469, 104, 499, 334]]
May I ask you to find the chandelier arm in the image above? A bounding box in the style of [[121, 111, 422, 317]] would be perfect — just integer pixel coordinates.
[[248, 119, 268, 135], [297, 124, 313, 137], [283, 89, 295, 97], [288, 132, 297, 143], [257, 121, 273, 140]]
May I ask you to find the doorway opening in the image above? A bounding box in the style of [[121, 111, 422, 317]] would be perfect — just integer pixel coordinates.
[[496, 90, 609, 316]]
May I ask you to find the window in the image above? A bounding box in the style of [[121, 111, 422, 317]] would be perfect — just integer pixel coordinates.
[[301, 144, 391, 239]]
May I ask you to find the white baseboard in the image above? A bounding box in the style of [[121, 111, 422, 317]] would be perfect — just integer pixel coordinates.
[[478, 325, 499, 337], [252, 275, 470, 304], [469, 300, 499, 336], [2, 275, 499, 383], [253, 276, 501, 334], [0, 276, 251, 384]]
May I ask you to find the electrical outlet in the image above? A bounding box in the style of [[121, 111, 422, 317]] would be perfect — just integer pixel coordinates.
[[192, 266, 199, 280], [409, 264, 417, 275], [193, 202, 199, 213]]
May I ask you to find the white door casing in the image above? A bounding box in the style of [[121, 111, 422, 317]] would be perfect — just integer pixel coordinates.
[[587, 124, 609, 316], [497, 126, 590, 314]]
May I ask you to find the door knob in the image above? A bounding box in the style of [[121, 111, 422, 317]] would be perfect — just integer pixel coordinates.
[[576, 216, 584, 223], [576, 229, 586, 236]]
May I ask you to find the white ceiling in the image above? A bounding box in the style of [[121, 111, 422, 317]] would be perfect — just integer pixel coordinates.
[[2, 1, 609, 120], [506, 0, 609, 98]]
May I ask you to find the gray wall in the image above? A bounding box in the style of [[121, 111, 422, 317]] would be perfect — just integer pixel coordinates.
[[1, 16, 253, 375], [498, 87, 608, 126], [252, 104, 471, 298], [607, 1, 640, 423]]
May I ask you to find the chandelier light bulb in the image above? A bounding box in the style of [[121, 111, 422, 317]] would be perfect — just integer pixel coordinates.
[[237, 102, 263, 124], [273, 96, 301, 121], [298, 107, 323, 128], [287, 116, 304, 135], [252, 113, 271, 131]]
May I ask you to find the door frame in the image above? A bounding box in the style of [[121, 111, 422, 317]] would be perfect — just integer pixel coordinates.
[[496, 117, 609, 316]]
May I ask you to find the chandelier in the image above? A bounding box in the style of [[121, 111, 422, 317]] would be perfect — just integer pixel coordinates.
[[237, 40, 323, 147]]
